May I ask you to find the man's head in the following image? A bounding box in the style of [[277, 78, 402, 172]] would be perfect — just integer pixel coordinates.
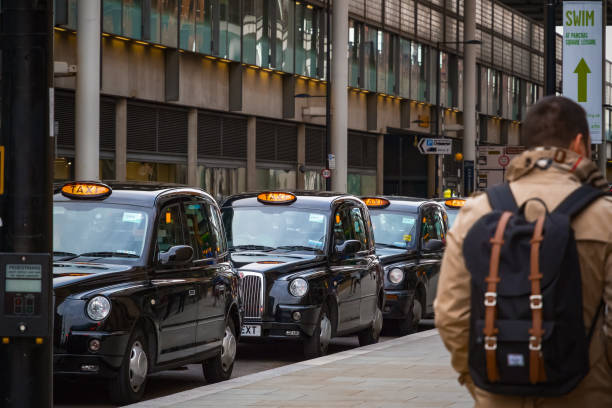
[[522, 96, 591, 158]]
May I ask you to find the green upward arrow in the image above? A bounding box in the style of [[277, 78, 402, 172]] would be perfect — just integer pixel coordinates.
[[574, 58, 591, 102]]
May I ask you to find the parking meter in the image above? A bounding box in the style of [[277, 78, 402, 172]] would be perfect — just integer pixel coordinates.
[[0, 253, 51, 338]]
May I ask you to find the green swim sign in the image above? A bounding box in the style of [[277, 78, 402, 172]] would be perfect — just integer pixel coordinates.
[[574, 58, 591, 102]]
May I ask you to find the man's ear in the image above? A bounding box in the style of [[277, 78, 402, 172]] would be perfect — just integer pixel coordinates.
[[568, 133, 590, 157]]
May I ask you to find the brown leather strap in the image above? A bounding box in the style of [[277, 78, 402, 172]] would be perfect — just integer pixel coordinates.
[[528, 215, 547, 384], [483, 211, 513, 383]]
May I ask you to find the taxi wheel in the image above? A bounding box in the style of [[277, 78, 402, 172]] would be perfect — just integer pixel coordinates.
[[109, 328, 149, 405], [397, 297, 422, 336], [203, 316, 236, 383], [358, 302, 383, 347], [304, 302, 332, 359]]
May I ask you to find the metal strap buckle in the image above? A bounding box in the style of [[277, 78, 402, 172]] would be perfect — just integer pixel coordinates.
[[484, 292, 497, 307], [484, 336, 497, 351], [529, 335, 542, 351], [529, 295, 543, 310]]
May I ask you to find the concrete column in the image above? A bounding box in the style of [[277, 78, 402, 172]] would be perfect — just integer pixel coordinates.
[[376, 134, 384, 195], [247, 116, 257, 191], [463, 0, 477, 194], [297, 124, 306, 190], [115, 98, 127, 181], [187, 109, 198, 186], [331, 0, 349, 193], [75, 0, 101, 180]]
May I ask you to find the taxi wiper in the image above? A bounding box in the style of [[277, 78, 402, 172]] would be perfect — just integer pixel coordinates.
[[231, 245, 275, 252], [76, 251, 140, 258], [375, 243, 407, 250], [53, 251, 79, 260], [276, 245, 322, 252]]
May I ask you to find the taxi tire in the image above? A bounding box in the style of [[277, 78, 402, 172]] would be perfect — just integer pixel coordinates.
[[358, 302, 382, 347], [303, 302, 330, 359], [109, 328, 149, 406], [203, 316, 236, 383]]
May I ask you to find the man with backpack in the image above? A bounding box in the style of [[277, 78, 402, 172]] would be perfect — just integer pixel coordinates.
[[434, 96, 611, 407]]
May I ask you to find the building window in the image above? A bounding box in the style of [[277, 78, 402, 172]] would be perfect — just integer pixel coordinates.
[[123, 0, 142, 39], [161, 0, 178, 47], [377, 31, 396, 95], [197, 165, 246, 201], [103, 0, 123, 34], [410, 42, 427, 102], [54, 158, 115, 181], [363, 25, 377, 92], [399, 38, 411, 98], [194, 0, 212, 54], [127, 161, 186, 183], [304, 170, 324, 191], [349, 20, 362, 88], [256, 168, 296, 190], [180, 0, 196, 51], [347, 173, 376, 196], [295, 2, 317, 78], [149, 0, 162, 42]]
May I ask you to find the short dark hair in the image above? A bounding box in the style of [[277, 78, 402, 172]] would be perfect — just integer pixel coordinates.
[[522, 96, 590, 150]]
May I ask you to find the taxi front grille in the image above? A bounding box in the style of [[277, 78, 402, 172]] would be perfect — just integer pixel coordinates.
[[241, 272, 263, 319]]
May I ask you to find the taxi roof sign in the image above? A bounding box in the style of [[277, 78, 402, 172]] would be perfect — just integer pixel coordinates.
[[362, 197, 390, 208], [445, 199, 465, 208], [61, 182, 112, 199], [257, 192, 297, 204]]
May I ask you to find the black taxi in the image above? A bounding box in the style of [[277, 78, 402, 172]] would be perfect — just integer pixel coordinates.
[[221, 192, 384, 358], [52, 182, 241, 405], [362, 197, 448, 335]]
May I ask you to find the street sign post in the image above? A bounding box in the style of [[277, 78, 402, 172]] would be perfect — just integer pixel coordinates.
[[562, 1, 603, 144], [417, 138, 452, 155]]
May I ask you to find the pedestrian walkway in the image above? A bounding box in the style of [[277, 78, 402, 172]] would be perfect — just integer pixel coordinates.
[[127, 329, 472, 408]]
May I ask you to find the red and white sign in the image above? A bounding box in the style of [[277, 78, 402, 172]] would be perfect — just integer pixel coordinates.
[[498, 155, 510, 168], [321, 169, 331, 179]]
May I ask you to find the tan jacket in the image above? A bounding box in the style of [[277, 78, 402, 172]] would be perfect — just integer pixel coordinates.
[[434, 147, 612, 408]]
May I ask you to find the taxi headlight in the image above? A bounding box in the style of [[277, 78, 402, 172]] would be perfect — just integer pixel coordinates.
[[86, 296, 111, 321], [289, 278, 309, 297], [388, 268, 404, 284]]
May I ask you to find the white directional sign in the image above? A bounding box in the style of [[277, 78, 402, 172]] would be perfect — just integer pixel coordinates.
[[417, 138, 452, 155], [562, 1, 603, 144]]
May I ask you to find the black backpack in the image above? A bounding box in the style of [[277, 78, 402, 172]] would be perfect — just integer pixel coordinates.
[[464, 183, 607, 396]]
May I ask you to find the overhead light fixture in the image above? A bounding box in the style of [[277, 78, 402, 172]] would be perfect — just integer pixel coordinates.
[[134, 40, 149, 46], [54, 26, 67, 32], [101, 32, 111, 37], [114, 36, 130, 41], [153, 44, 167, 49], [204, 55, 217, 60]]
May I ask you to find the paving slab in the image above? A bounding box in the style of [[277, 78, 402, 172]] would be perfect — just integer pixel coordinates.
[[127, 329, 472, 408]]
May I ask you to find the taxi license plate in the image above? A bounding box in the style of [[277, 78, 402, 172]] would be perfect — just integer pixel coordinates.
[[241, 325, 261, 337]]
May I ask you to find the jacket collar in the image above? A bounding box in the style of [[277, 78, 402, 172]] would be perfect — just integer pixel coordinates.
[[506, 147, 608, 190]]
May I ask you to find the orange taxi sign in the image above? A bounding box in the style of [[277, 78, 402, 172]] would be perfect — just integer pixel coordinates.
[[445, 199, 465, 208], [362, 197, 390, 208], [61, 182, 111, 199], [257, 192, 297, 204]]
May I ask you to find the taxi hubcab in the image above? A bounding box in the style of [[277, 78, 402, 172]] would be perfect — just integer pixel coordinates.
[[52, 182, 241, 405], [221, 191, 384, 358]]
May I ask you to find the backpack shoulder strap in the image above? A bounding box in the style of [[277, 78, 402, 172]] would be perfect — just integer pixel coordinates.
[[486, 183, 519, 213], [552, 185, 608, 218]]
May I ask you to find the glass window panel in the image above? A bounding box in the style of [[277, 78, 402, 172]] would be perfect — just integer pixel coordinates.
[[481, 0, 492, 29], [416, 3, 430, 42], [385, 0, 400, 29], [493, 36, 503, 66], [304, 170, 324, 191], [218, 0, 229, 57], [197, 166, 246, 201], [410, 42, 427, 101], [123, 0, 142, 39], [282, 0, 295, 73], [457, 58, 463, 110], [349, 20, 362, 88], [255, 0, 269, 67], [349, 0, 365, 17], [440, 52, 450, 107], [376, 31, 387, 93], [103, 0, 122, 34], [295, 4, 316, 77], [502, 39, 512, 69], [447, 0, 457, 14], [347, 173, 376, 195], [399, 38, 411, 98], [126, 161, 186, 183], [446, 17, 457, 51], [493, 3, 503, 34], [363, 25, 377, 91], [431, 10, 442, 44], [195, 0, 212, 54], [227, 0, 242, 60], [476, 0, 482, 25], [365, 0, 383, 23], [161, 0, 178, 47], [149, 0, 161, 42], [179, 0, 195, 51], [256, 168, 296, 190], [242, 0, 257, 64]]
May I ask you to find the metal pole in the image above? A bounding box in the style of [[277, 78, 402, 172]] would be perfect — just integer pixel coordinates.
[[544, 0, 557, 96], [331, 0, 349, 193], [0, 0, 54, 406], [435, 43, 441, 197], [325, 0, 332, 191], [463, 0, 477, 195], [75, 0, 101, 180]]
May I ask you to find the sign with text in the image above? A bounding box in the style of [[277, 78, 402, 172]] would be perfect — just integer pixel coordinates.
[[562, 1, 603, 144], [417, 138, 452, 155]]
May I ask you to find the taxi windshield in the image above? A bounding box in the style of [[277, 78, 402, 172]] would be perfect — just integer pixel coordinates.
[[370, 211, 418, 250], [222, 207, 328, 253], [446, 209, 459, 229], [53, 202, 150, 262]]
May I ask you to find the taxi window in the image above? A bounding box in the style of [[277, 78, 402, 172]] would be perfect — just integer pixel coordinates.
[[157, 204, 185, 253], [350, 207, 368, 251], [183, 202, 217, 260], [421, 207, 444, 244], [207, 205, 227, 255], [333, 205, 367, 251]]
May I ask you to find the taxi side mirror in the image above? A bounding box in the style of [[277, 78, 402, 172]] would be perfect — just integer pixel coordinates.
[[422, 239, 445, 252], [158, 245, 194, 266], [335, 240, 362, 258]]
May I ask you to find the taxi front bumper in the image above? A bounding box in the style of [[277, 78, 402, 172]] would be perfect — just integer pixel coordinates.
[[241, 304, 321, 339], [383, 289, 415, 319], [54, 330, 129, 377]]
